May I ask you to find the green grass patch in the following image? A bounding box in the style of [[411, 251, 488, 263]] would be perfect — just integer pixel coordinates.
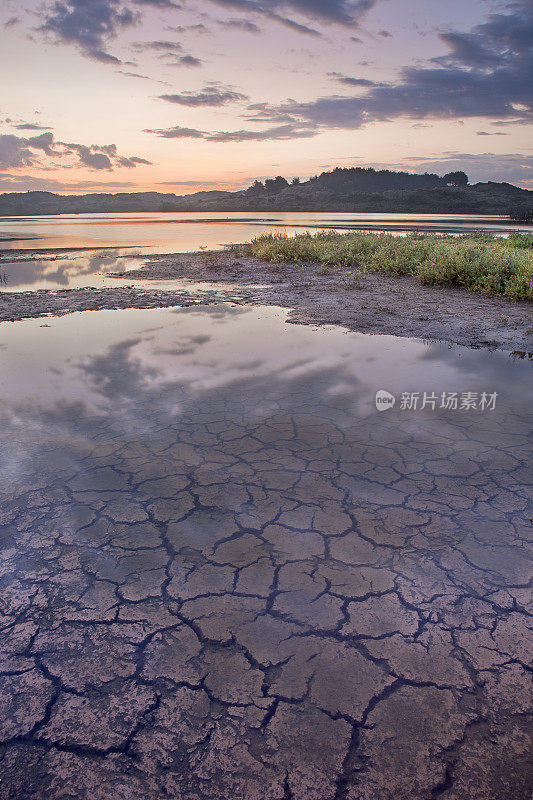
[[243, 231, 533, 300]]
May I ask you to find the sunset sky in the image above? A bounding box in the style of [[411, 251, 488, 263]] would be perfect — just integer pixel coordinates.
[[1, 0, 531, 194]]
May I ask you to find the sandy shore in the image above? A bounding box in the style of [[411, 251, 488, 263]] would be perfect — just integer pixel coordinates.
[[1, 249, 532, 352]]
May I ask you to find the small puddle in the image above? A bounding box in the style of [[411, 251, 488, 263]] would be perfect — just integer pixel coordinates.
[[0, 250, 243, 294], [0, 250, 147, 292]]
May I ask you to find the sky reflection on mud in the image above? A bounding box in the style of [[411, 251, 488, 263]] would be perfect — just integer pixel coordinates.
[[0, 306, 531, 800]]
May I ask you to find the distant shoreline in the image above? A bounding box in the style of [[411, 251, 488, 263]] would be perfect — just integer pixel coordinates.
[[0, 167, 531, 218]]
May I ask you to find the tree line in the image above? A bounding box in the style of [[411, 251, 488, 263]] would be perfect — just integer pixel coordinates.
[[245, 166, 469, 196]]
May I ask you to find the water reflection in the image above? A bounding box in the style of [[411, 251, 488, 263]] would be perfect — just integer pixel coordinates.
[[0, 251, 243, 294], [0, 250, 145, 292], [0, 306, 531, 800], [1, 304, 530, 450], [1, 211, 531, 255]]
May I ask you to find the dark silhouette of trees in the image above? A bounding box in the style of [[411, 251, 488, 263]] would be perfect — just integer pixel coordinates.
[[443, 171, 469, 187], [242, 166, 472, 197], [246, 180, 266, 196], [314, 166, 444, 191], [264, 176, 289, 194]]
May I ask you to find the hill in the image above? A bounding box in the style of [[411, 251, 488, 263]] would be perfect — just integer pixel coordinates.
[[0, 166, 531, 216]]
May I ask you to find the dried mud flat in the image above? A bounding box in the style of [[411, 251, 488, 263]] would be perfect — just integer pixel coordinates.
[[1, 249, 532, 352], [1, 314, 532, 800], [0, 253, 532, 800]]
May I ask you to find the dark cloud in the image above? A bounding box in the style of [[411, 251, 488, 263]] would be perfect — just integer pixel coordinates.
[[328, 72, 382, 87], [159, 85, 248, 106], [4, 16, 21, 28], [255, 0, 533, 130], [166, 23, 209, 34], [436, 3, 533, 69], [36, 0, 377, 67], [207, 124, 317, 142], [13, 123, 53, 131], [143, 125, 206, 138], [132, 39, 182, 51], [132, 0, 182, 7], [206, 0, 378, 26], [0, 132, 151, 171], [0, 134, 54, 169], [491, 117, 532, 126], [204, 0, 377, 36], [131, 39, 202, 67], [61, 141, 118, 169], [268, 13, 320, 36], [117, 69, 151, 79], [476, 131, 509, 136], [73, 146, 114, 169], [218, 18, 262, 33], [378, 29, 392, 37], [244, 102, 302, 124], [116, 155, 153, 166], [39, 0, 139, 63], [144, 122, 317, 142], [174, 54, 203, 66]]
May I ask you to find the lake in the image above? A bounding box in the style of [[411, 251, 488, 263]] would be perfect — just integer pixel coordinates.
[[1, 211, 531, 254]]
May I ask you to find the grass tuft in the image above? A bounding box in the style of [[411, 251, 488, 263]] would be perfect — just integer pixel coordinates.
[[243, 231, 533, 300]]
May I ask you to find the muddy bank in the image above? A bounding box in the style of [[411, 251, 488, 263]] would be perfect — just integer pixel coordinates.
[[0, 284, 261, 321], [1, 249, 532, 352]]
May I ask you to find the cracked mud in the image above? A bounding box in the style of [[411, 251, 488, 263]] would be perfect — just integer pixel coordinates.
[[0, 305, 531, 799]]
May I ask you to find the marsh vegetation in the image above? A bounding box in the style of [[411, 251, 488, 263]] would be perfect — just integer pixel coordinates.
[[243, 231, 533, 300]]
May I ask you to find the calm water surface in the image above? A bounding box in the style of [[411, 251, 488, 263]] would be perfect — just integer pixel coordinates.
[[1, 211, 531, 292], [1, 211, 531, 254]]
